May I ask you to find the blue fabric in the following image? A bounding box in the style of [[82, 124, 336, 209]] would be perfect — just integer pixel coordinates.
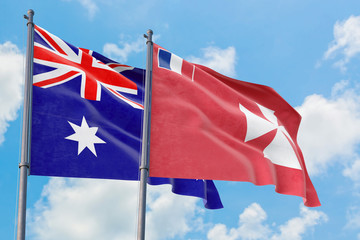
[[158, 48, 172, 70]]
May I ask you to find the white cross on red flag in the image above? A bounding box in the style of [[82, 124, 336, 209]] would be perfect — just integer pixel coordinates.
[[149, 44, 320, 207]]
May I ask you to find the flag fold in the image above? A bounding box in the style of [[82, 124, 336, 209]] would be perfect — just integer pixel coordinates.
[[149, 44, 320, 207]]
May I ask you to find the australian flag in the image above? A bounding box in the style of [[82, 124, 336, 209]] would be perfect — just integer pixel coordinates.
[[30, 25, 223, 209]]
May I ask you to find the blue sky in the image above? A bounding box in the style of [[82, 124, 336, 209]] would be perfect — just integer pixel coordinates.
[[1, 0, 360, 239]]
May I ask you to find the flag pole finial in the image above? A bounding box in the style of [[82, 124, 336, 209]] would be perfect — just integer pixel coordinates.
[[144, 29, 153, 42], [28, 9, 35, 16], [24, 9, 34, 20]]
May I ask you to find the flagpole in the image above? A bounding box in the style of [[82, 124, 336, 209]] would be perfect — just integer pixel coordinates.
[[137, 29, 153, 240], [17, 9, 35, 240]]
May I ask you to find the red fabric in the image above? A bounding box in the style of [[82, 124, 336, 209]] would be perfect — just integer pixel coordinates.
[[149, 44, 320, 207]]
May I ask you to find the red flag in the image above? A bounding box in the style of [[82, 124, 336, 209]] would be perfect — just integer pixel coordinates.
[[149, 44, 320, 207]]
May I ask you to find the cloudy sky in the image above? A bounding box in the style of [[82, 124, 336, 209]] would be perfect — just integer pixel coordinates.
[[1, 1, 360, 239]]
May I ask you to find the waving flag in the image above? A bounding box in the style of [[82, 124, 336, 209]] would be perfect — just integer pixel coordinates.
[[30, 26, 223, 209], [149, 44, 320, 207]]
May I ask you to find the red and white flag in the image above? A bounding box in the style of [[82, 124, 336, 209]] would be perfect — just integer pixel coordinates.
[[149, 44, 320, 207]]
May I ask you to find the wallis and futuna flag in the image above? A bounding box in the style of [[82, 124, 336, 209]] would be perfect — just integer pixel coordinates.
[[150, 44, 320, 207], [30, 25, 223, 209]]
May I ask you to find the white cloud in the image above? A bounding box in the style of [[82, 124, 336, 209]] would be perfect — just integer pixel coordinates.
[[323, 15, 360, 71], [78, 0, 98, 19], [188, 46, 237, 77], [208, 203, 270, 240], [62, 0, 98, 19], [28, 178, 139, 240], [236, 203, 271, 240], [0, 41, 24, 145], [28, 178, 201, 240], [207, 203, 327, 240], [296, 80, 360, 176], [270, 206, 328, 240], [343, 158, 360, 185], [208, 224, 239, 240], [103, 37, 146, 63], [345, 205, 360, 230], [29, 178, 328, 240], [146, 184, 201, 239]]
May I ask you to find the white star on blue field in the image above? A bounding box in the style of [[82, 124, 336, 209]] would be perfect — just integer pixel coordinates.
[[1, 1, 360, 239], [66, 116, 105, 157]]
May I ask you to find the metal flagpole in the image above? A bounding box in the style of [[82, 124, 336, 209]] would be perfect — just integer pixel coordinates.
[[137, 29, 153, 240], [17, 9, 35, 240]]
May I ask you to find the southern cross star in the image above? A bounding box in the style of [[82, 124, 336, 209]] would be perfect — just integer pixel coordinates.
[[65, 116, 106, 157]]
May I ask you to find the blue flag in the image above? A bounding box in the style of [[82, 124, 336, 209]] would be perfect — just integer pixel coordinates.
[[30, 25, 223, 209]]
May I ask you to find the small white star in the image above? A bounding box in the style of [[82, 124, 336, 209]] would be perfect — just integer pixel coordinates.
[[65, 116, 106, 157]]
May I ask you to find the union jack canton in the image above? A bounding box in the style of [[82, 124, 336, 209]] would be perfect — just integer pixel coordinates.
[[33, 25, 143, 109]]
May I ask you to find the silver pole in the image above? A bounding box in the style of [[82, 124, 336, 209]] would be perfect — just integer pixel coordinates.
[[137, 29, 153, 240], [17, 9, 35, 240]]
